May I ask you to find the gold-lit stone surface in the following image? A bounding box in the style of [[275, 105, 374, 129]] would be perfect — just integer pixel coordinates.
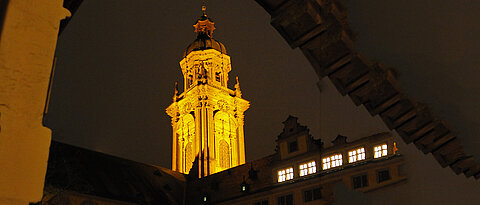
[[0, 1, 69, 204], [167, 48, 249, 177]]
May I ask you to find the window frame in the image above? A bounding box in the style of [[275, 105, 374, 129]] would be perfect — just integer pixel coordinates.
[[277, 193, 294, 205], [303, 186, 322, 202], [348, 147, 366, 163], [288, 140, 298, 153], [377, 169, 391, 183], [299, 160, 317, 176], [374, 143, 388, 158], [277, 167, 294, 183], [322, 154, 343, 170], [352, 174, 369, 189], [254, 199, 269, 205]]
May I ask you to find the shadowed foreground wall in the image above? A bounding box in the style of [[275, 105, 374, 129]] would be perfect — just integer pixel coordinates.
[[0, 1, 69, 204]]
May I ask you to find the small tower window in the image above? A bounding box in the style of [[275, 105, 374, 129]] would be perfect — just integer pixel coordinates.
[[215, 71, 221, 82], [187, 75, 193, 87]]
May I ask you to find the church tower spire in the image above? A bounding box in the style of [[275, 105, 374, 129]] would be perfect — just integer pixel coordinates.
[[166, 7, 250, 178]]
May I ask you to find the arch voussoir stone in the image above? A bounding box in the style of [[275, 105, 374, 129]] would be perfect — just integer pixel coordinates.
[[255, 0, 479, 179]]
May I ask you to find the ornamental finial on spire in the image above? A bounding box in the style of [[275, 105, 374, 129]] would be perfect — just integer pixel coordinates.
[[235, 76, 242, 97], [202, 0, 207, 16], [194, 0, 215, 38]]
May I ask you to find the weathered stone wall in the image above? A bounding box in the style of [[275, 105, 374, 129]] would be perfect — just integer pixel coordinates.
[[0, 0, 69, 204], [255, 0, 480, 179]]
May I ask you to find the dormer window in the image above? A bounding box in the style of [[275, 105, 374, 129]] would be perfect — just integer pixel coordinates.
[[374, 144, 388, 158], [299, 161, 316, 176], [278, 167, 294, 182], [348, 147, 366, 163], [322, 154, 342, 170], [288, 140, 298, 153]]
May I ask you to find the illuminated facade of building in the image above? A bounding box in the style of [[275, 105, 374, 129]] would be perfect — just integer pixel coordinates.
[[35, 5, 406, 205], [186, 116, 406, 205], [166, 12, 250, 177]]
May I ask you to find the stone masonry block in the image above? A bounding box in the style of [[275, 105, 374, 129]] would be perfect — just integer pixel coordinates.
[[300, 22, 354, 77], [450, 156, 476, 175], [414, 121, 453, 154], [255, 0, 289, 14], [464, 164, 480, 178], [271, 0, 327, 48], [329, 55, 371, 96], [329, 1, 347, 21], [432, 139, 465, 167], [350, 64, 397, 105], [396, 109, 435, 144], [348, 79, 373, 106], [363, 85, 400, 116], [379, 97, 416, 130]]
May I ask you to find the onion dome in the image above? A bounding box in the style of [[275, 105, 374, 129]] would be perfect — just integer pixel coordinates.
[[182, 15, 227, 58]]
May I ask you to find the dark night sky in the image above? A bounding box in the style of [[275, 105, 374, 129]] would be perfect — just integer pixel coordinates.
[[48, 0, 479, 203]]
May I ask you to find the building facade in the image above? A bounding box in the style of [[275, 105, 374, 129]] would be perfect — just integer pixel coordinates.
[[166, 12, 250, 177], [186, 116, 406, 205]]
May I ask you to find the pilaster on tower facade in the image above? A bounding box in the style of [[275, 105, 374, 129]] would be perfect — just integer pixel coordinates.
[[166, 12, 249, 178]]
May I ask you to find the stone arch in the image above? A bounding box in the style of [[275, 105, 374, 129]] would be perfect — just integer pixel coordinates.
[[255, 0, 479, 179]]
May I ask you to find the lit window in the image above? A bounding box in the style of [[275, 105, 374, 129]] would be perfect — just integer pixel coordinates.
[[278, 167, 294, 182], [299, 161, 316, 176], [348, 147, 366, 163], [322, 154, 342, 170], [374, 144, 388, 158]]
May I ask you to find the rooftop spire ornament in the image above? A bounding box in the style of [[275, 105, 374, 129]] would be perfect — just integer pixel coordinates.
[[193, 0, 215, 38], [202, 0, 207, 16]]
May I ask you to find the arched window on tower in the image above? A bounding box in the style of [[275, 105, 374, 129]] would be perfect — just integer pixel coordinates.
[[219, 140, 230, 169], [180, 114, 195, 174], [185, 142, 193, 173], [215, 71, 221, 82], [187, 75, 193, 88]]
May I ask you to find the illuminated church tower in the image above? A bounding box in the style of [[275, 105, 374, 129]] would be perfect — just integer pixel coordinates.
[[166, 7, 249, 178]]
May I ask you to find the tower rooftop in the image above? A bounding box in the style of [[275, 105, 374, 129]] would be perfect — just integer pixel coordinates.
[[183, 14, 227, 58]]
